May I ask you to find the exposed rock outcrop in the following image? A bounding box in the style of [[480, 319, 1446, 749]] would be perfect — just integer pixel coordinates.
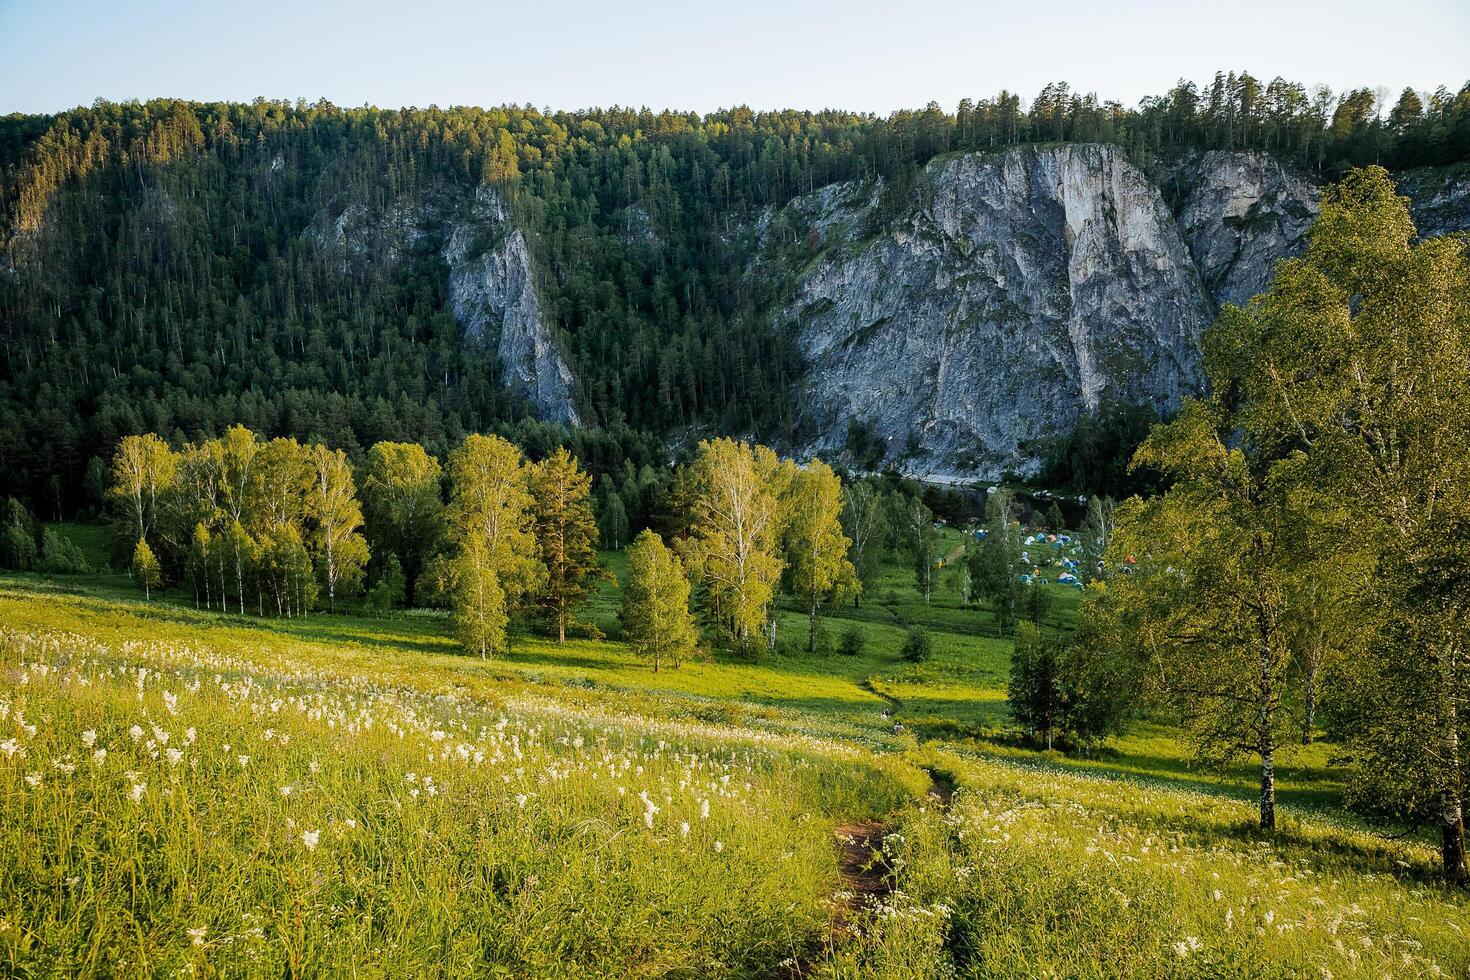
[[780, 144, 1212, 479], [442, 186, 581, 426], [304, 145, 1470, 473], [1169, 151, 1319, 308], [1399, 164, 1470, 237], [312, 183, 581, 426]]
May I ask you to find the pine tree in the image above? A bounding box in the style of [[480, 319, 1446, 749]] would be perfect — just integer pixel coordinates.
[[529, 447, 610, 642]]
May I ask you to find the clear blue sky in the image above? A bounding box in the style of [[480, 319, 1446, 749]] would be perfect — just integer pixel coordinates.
[[2, 0, 1466, 116]]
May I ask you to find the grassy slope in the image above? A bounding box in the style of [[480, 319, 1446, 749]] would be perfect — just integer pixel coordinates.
[[4, 523, 1468, 976], [35, 521, 1342, 808]]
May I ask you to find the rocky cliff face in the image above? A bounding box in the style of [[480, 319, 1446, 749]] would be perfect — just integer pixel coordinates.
[[771, 144, 1470, 479], [1169, 150, 1320, 308], [310, 148, 1469, 473], [776, 145, 1216, 479], [441, 186, 581, 426], [1398, 164, 1470, 238], [313, 184, 581, 426]]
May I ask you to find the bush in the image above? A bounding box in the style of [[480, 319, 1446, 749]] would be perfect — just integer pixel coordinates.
[[838, 625, 866, 657], [1, 523, 37, 570], [365, 555, 406, 613], [38, 528, 90, 574], [901, 627, 932, 663]]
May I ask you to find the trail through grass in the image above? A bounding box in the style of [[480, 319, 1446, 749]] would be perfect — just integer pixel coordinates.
[[6, 523, 1467, 977]]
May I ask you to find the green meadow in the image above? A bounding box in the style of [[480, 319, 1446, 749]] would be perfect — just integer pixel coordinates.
[[2, 523, 1466, 978]]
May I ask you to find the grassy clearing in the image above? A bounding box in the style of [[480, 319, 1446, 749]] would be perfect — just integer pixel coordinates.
[[829, 747, 1470, 978], [5, 523, 1465, 976], [0, 620, 926, 977]]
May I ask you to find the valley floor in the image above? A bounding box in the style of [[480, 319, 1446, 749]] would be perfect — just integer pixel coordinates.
[[1, 527, 1466, 977]]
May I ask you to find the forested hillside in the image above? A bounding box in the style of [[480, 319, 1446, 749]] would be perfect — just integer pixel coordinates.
[[3, 76, 1469, 512]]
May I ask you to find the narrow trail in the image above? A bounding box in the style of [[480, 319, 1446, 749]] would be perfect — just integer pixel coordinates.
[[860, 678, 902, 717], [781, 683, 956, 976], [830, 768, 953, 934], [830, 819, 893, 933]]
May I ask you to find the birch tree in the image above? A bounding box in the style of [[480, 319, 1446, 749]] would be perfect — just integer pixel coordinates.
[[1206, 166, 1470, 880], [111, 433, 176, 544], [446, 434, 541, 606], [218, 426, 261, 613], [840, 481, 887, 605], [1106, 401, 1301, 831], [620, 529, 698, 672], [453, 540, 507, 658], [307, 444, 369, 612], [783, 460, 859, 651], [362, 441, 443, 607], [132, 538, 161, 601], [685, 438, 787, 654]]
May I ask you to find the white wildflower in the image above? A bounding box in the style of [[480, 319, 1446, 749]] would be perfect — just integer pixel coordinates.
[[302, 829, 320, 851]]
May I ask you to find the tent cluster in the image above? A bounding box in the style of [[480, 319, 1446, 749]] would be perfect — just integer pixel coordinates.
[[1014, 528, 1087, 590]]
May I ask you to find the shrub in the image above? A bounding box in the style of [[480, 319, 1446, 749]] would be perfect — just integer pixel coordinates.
[[365, 555, 406, 613], [901, 626, 932, 663], [38, 529, 90, 574], [838, 624, 866, 657], [1, 523, 37, 570]]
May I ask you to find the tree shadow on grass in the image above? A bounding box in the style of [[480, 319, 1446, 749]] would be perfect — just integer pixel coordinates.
[[276, 623, 452, 657]]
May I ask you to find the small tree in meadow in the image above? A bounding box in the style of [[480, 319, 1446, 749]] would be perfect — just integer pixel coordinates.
[[901, 626, 932, 663], [132, 538, 161, 600], [621, 529, 698, 673], [453, 543, 507, 659], [1009, 622, 1062, 749]]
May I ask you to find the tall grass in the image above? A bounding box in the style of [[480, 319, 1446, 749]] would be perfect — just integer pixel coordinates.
[[834, 747, 1470, 978], [0, 628, 923, 977]]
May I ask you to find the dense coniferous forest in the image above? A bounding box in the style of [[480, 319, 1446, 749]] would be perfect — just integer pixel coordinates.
[[3, 74, 1468, 515]]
